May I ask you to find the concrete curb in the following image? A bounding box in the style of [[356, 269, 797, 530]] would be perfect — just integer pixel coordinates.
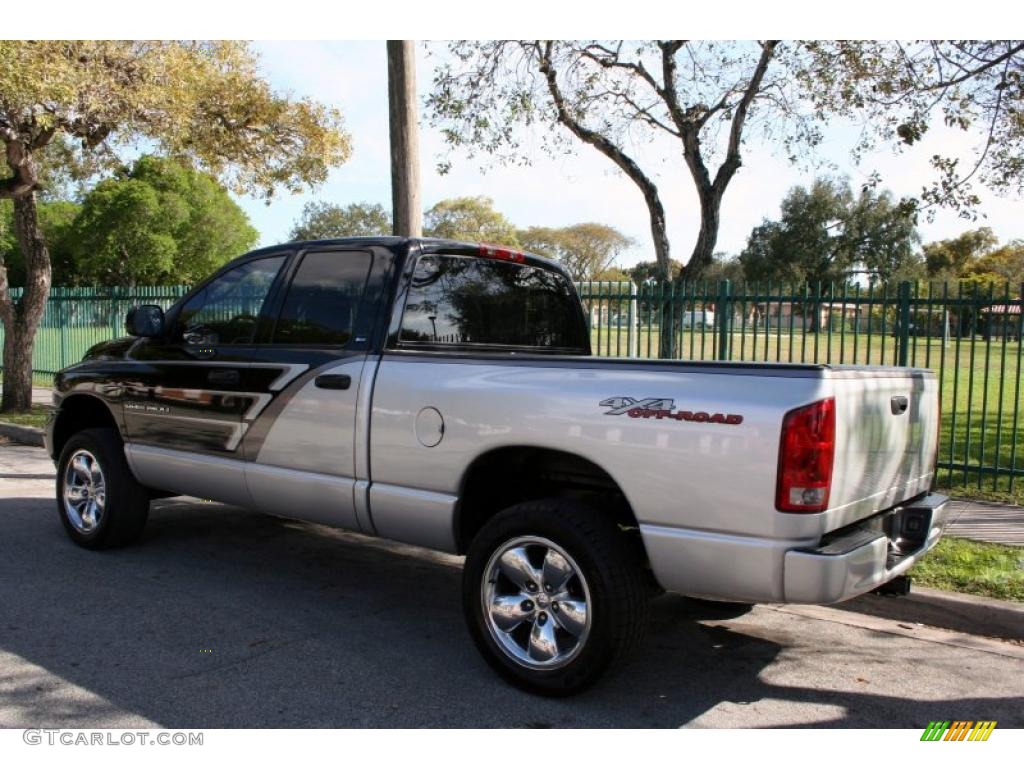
[[836, 584, 1024, 642], [0, 422, 44, 447]]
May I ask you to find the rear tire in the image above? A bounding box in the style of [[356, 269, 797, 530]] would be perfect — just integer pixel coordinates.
[[463, 499, 649, 696], [56, 428, 150, 549]]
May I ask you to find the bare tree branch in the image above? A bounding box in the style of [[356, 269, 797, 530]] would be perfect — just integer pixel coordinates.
[[536, 40, 671, 273], [714, 40, 779, 194]]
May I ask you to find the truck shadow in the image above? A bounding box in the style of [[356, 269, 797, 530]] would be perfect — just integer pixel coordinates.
[[0, 495, 1021, 728]]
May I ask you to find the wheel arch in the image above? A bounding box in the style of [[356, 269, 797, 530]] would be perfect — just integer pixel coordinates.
[[50, 394, 121, 461], [453, 445, 643, 556]]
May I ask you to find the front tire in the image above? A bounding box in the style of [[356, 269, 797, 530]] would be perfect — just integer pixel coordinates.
[[56, 428, 150, 549], [463, 499, 649, 696]]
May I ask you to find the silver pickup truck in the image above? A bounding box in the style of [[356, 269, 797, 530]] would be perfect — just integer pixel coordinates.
[[45, 236, 948, 695]]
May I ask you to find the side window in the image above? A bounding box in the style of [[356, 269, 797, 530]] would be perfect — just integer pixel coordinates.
[[177, 256, 286, 345], [399, 254, 586, 351], [272, 251, 374, 345]]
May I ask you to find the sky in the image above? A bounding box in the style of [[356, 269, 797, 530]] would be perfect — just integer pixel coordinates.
[[232, 40, 1024, 270]]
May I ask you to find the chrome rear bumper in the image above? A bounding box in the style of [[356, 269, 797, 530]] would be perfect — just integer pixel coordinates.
[[783, 493, 949, 603], [640, 493, 949, 605]]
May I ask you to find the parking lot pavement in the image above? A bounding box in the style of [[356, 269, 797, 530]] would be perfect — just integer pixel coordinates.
[[1, 444, 1022, 729]]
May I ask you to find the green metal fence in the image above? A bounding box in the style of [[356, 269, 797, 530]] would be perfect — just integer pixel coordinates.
[[1, 279, 1022, 496], [1, 285, 190, 375], [576, 279, 1024, 496]]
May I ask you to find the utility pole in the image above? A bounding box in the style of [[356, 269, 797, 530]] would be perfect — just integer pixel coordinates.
[[387, 40, 422, 237]]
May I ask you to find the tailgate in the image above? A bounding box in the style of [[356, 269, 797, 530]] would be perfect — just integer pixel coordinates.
[[828, 369, 938, 522]]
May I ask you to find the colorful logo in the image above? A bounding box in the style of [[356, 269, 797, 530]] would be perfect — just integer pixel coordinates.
[[599, 397, 744, 425], [920, 721, 997, 741]]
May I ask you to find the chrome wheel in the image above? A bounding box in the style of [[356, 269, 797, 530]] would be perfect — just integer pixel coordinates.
[[62, 449, 106, 533], [481, 536, 592, 670]]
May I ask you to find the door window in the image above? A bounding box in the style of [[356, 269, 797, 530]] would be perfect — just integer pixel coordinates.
[[177, 256, 286, 345]]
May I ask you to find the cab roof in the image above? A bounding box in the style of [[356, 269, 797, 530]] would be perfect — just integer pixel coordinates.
[[240, 236, 571, 279]]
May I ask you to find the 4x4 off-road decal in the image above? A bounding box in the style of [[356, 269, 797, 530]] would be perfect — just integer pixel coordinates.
[[599, 397, 743, 425]]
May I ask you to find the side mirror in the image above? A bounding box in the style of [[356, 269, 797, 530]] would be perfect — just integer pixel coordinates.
[[126, 305, 165, 338]]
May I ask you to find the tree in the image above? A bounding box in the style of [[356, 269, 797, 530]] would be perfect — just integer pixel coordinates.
[[593, 266, 632, 282], [845, 188, 924, 284], [431, 40, 1024, 283], [290, 201, 392, 241], [628, 259, 684, 285], [798, 41, 1024, 216], [423, 196, 520, 245], [428, 40, 804, 282], [0, 199, 79, 287], [739, 178, 920, 286], [0, 41, 350, 411], [68, 156, 258, 286], [702, 253, 747, 283], [922, 228, 999, 279], [518, 222, 633, 280], [968, 242, 1024, 286]]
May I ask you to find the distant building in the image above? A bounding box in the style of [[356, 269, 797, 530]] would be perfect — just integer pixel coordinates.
[[980, 301, 1023, 341]]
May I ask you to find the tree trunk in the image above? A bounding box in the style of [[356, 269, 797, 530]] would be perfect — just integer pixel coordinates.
[[641, 187, 679, 358], [656, 185, 724, 359], [0, 192, 52, 412], [685, 190, 723, 281], [643, 191, 671, 282], [2, 316, 36, 411]]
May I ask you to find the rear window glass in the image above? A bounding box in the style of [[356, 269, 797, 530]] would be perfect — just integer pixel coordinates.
[[399, 255, 586, 351]]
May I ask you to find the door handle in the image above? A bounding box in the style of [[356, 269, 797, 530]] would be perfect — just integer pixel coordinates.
[[315, 374, 351, 390], [208, 369, 240, 386]]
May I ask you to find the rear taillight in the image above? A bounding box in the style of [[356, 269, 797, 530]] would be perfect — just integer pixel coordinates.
[[776, 397, 835, 513], [479, 244, 526, 263]]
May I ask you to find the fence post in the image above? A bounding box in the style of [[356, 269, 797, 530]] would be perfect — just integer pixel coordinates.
[[717, 279, 732, 361], [627, 281, 638, 358], [897, 281, 912, 367], [58, 292, 67, 370]]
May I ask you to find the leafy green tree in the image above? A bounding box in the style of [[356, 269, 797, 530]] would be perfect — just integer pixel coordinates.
[[740, 179, 921, 286], [922, 228, 1000, 279], [423, 196, 520, 246], [0, 199, 79, 287], [68, 156, 258, 286], [702, 253, 747, 283], [592, 267, 632, 282], [628, 259, 684, 285], [0, 40, 350, 411], [290, 201, 392, 241], [798, 41, 1024, 215], [518, 223, 633, 280], [968, 242, 1024, 286]]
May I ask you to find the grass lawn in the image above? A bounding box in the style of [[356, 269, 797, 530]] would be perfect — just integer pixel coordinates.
[[0, 404, 51, 429], [910, 537, 1024, 602], [0, 370, 59, 388]]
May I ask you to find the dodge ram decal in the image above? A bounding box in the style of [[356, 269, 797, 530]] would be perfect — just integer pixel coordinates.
[[599, 397, 744, 425]]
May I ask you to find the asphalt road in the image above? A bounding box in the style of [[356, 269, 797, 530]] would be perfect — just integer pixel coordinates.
[[1, 441, 1022, 729]]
